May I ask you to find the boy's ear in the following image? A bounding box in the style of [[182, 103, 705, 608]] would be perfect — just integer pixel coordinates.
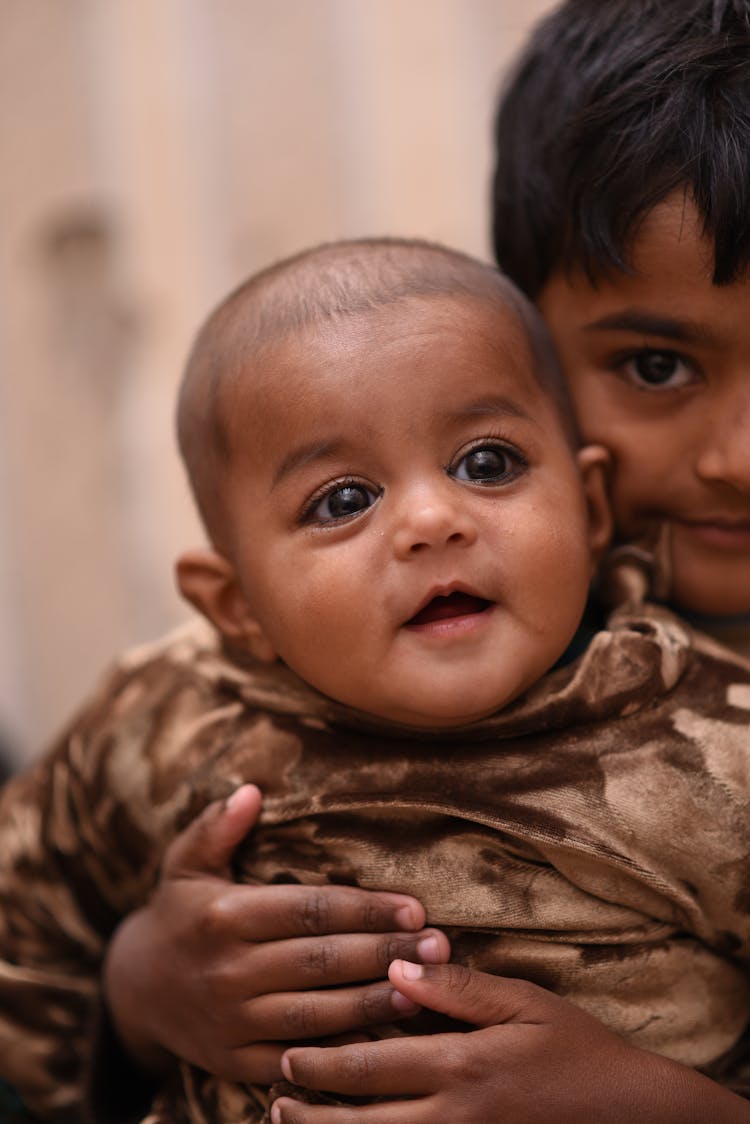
[[575, 444, 612, 572], [175, 549, 277, 663]]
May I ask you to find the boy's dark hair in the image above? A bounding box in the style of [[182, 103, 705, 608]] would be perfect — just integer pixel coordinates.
[[492, 0, 750, 296]]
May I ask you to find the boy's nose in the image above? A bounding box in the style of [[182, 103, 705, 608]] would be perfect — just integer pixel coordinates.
[[391, 488, 478, 559], [695, 392, 750, 493]]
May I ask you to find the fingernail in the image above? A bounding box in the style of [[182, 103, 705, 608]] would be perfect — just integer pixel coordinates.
[[400, 959, 424, 980], [416, 935, 441, 963], [225, 786, 249, 811], [280, 1052, 295, 1081], [270, 1105, 281, 1124]]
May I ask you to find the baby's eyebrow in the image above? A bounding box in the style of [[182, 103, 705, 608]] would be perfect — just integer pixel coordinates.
[[271, 397, 535, 490], [272, 439, 344, 489], [451, 395, 533, 421], [584, 308, 720, 347]]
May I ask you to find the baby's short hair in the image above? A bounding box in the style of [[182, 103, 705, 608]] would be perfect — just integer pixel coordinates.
[[492, 0, 750, 296], [176, 238, 575, 544]]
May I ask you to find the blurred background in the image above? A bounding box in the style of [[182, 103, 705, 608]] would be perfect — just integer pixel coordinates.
[[0, 0, 555, 768]]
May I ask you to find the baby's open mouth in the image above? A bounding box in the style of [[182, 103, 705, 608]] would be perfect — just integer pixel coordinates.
[[406, 591, 493, 627]]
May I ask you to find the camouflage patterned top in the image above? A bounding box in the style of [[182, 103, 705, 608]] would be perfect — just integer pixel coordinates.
[[1, 571, 750, 1122]]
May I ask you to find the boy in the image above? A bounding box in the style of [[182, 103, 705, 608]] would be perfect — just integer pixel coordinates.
[[2, 238, 750, 1123], [492, 0, 750, 652]]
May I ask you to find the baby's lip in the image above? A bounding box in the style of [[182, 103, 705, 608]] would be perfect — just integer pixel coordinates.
[[405, 585, 493, 628]]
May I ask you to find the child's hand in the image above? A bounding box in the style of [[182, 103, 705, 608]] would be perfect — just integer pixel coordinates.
[[103, 786, 449, 1084], [272, 961, 750, 1123]]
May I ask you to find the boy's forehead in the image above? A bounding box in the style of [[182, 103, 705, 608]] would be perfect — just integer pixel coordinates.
[[579, 194, 713, 290], [617, 195, 713, 279], [540, 193, 722, 316]]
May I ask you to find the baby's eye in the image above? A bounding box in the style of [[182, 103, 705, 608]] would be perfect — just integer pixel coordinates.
[[620, 350, 696, 390], [308, 481, 379, 523], [450, 443, 526, 484]]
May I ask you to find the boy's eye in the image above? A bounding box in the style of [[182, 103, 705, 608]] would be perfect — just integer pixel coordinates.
[[309, 481, 379, 523], [450, 443, 525, 484], [621, 350, 695, 390]]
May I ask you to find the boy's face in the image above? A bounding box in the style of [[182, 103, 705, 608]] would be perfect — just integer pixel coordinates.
[[538, 194, 750, 617], [195, 295, 608, 728]]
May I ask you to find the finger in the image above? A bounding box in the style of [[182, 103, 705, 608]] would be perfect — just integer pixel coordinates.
[[271, 1096, 432, 1124], [164, 784, 263, 879], [388, 960, 548, 1027], [213, 883, 429, 941], [206, 1040, 286, 1084], [242, 982, 420, 1041], [236, 929, 449, 992], [317, 1033, 372, 1047], [281, 1037, 440, 1097]]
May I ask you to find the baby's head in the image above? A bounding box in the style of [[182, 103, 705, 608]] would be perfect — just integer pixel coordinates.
[[493, 0, 750, 617], [176, 239, 610, 728]]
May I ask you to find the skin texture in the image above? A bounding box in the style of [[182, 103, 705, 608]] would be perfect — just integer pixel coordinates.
[[107, 795, 750, 1122], [177, 293, 610, 727], [271, 963, 750, 1124], [104, 786, 451, 1082], [538, 192, 750, 617]]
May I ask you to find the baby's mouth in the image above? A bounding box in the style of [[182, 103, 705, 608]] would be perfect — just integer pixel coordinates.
[[406, 591, 493, 627]]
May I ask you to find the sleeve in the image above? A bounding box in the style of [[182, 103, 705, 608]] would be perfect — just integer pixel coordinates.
[[0, 659, 186, 1123], [0, 748, 107, 1121]]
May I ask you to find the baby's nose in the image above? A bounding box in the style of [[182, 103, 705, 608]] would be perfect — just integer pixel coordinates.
[[392, 491, 478, 558]]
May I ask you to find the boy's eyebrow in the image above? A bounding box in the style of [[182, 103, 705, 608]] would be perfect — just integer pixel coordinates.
[[584, 309, 720, 347]]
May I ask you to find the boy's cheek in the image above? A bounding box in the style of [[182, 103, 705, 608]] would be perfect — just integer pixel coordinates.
[[667, 531, 750, 617]]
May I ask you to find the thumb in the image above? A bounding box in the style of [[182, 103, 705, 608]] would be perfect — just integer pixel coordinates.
[[163, 784, 263, 879], [388, 961, 549, 1028]]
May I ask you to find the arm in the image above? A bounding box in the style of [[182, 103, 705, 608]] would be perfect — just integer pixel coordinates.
[[272, 962, 750, 1123], [0, 742, 120, 1122], [95, 787, 449, 1120]]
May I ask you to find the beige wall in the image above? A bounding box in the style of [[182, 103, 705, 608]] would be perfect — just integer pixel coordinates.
[[0, 0, 556, 765]]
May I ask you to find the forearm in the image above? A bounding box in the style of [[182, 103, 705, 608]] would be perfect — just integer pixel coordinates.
[[603, 1049, 750, 1124]]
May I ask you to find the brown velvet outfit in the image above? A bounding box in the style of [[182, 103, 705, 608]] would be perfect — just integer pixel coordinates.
[[1, 560, 750, 1121]]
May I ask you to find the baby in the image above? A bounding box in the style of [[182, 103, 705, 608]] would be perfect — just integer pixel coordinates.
[[2, 240, 750, 1124]]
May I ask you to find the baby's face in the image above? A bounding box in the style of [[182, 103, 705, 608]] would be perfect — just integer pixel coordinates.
[[539, 193, 750, 617], [218, 294, 606, 727]]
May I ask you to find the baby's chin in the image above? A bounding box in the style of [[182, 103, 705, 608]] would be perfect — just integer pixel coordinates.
[[361, 688, 531, 731]]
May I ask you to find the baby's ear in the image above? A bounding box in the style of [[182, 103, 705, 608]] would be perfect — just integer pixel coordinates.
[[575, 444, 612, 572], [175, 549, 277, 663]]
